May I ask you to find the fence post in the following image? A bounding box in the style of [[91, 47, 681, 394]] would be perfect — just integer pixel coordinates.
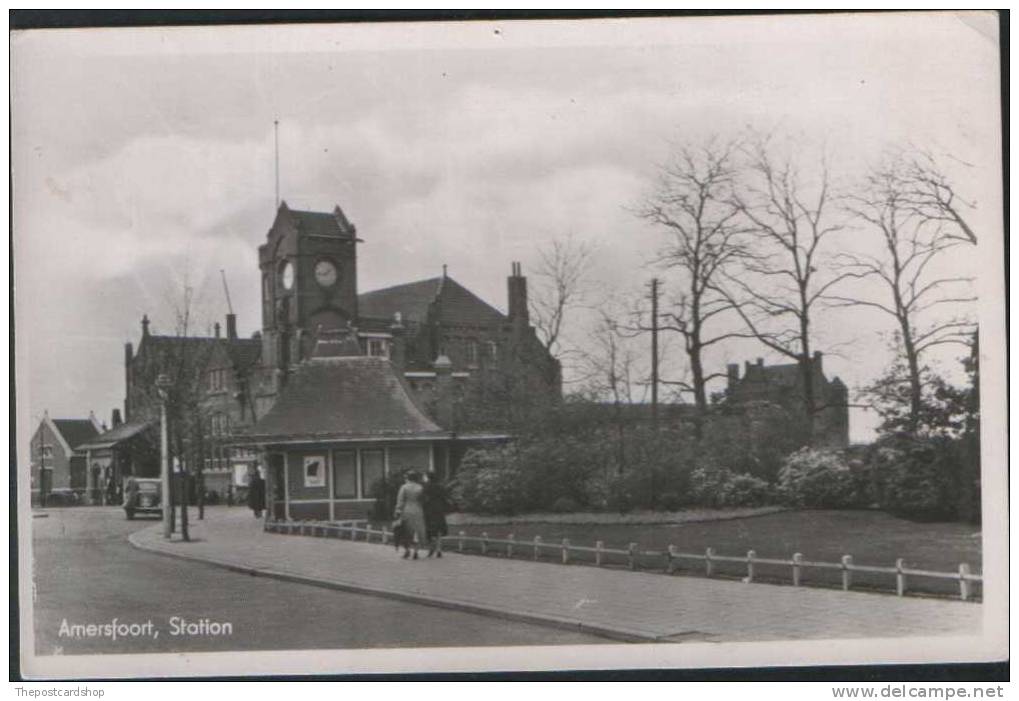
[[667, 545, 677, 574], [841, 555, 853, 591], [896, 558, 906, 596], [562, 538, 570, 564], [959, 563, 971, 601], [595, 540, 604, 567], [481, 532, 489, 555], [458, 530, 465, 553], [746, 550, 756, 582], [627, 542, 638, 570], [507, 533, 515, 558], [792, 552, 802, 587], [533, 535, 542, 561], [705, 547, 714, 577]]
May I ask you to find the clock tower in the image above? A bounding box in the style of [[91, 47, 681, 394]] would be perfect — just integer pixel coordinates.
[[258, 201, 359, 372]]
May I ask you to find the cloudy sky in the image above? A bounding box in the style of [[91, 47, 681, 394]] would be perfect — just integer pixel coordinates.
[[12, 12, 1002, 443]]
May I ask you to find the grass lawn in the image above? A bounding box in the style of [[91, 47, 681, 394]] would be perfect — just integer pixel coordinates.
[[451, 510, 982, 599]]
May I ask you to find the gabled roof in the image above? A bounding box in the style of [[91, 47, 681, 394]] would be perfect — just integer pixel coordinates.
[[279, 202, 356, 239], [224, 338, 262, 373], [141, 334, 220, 358], [358, 277, 442, 322], [140, 334, 261, 374], [77, 421, 155, 451], [358, 276, 508, 327], [236, 357, 448, 443], [50, 419, 100, 452]]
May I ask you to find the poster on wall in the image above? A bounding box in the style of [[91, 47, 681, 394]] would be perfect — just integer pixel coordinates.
[[303, 455, 326, 488]]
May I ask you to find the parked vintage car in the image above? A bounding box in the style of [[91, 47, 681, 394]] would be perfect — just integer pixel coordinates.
[[124, 478, 162, 520]]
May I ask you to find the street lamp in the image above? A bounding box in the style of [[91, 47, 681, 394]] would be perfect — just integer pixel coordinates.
[[156, 373, 173, 539]]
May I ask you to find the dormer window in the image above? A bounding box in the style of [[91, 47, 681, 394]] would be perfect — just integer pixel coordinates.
[[209, 368, 227, 392], [366, 338, 389, 358]]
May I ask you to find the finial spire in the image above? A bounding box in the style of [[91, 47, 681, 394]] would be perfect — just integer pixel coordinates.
[[442, 264, 448, 278], [273, 119, 280, 211]]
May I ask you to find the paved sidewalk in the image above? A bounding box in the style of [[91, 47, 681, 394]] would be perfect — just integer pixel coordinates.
[[129, 508, 981, 643]]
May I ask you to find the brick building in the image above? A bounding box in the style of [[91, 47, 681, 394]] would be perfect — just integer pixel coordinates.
[[117, 201, 559, 508], [724, 352, 849, 448], [29, 413, 102, 505]]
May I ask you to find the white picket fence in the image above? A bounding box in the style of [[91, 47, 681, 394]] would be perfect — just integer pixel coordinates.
[[264, 520, 982, 602]]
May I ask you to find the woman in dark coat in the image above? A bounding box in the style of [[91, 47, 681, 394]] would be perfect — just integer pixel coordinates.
[[422, 471, 450, 558], [248, 470, 265, 519]]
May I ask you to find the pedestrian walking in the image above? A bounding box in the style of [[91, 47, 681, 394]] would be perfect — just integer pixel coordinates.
[[423, 470, 450, 558], [248, 470, 265, 519], [393, 470, 427, 560]]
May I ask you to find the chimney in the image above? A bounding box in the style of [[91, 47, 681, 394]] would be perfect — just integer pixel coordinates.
[[141, 314, 150, 338], [433, 354, 455, 428], [507, 262, 529, 325], [124, 342, 133, 422], [214, 322, 221, 339], [111, 408, 123, 427], [813, 350, 823, 374], [226, 313, 238, 340], [389, 312, 406, 370], [757, 357, 764, 367], [727, 363, 739, 394]]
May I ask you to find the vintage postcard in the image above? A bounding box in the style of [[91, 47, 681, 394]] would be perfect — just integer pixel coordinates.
[[12, 12, 1007, 679]]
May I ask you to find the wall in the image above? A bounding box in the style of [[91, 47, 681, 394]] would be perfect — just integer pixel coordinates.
[[30, 421, 73, 499], [275, 441, 435, 522]]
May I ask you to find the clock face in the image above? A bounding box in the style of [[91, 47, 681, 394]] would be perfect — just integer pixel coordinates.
[[314, 260, 338, 288], [281, 261, 295, 291]]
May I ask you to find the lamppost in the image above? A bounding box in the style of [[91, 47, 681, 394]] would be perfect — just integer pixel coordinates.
[[156, 373, 173, 539]]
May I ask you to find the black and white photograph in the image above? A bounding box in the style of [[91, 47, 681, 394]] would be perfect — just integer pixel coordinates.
[[12, 11, 1007, 680]]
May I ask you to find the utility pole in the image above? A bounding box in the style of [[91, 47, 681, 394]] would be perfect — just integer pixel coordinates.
[[156, 374, 173, 539], [649, 278, 660, 426]]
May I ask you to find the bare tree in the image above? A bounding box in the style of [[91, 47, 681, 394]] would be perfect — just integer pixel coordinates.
[[635, 139, 752, 420], [580, 306, 643, 475], [829, 158, 975, 434], [900, 149, 978, 246], [529, 235, 594, 376], [724, 137, 851, 440]]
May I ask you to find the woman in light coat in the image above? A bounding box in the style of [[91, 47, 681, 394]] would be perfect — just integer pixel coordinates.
[[394, 470, 428, 559]]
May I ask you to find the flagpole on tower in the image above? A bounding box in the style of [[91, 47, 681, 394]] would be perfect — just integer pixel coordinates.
[[274, 119, 280, 210]]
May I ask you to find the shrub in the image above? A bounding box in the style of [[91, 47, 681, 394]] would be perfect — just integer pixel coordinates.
[[550, 496, 580, 513], [778, 447, 861, 508], [718, 472, 774, 507], [657, 491, 684, 511], [872, 436, 961, 521], [691, 463, 774, 508], [450, 446, 526, 515]]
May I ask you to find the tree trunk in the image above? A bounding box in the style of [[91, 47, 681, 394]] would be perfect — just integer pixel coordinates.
[[899, 317, 923, 435], [799, 312, 816, 444]]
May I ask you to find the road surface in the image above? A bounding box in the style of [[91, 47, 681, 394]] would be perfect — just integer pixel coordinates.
[[28, 506, 607, 655]]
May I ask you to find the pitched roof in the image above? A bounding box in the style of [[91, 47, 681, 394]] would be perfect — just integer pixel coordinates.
[[141, 334, 261, 373], [142, 334, 220, 358], [225, 338, 262, 373], [288, 207, 354, 238], [236, 357, 448, 443], [358, 276, 508, 327], [77, 421, 155, 451], [51, 419, 100, 451], [358, 277, 442, 322]]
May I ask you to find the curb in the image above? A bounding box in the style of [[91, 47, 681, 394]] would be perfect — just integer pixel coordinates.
[[127, 526, 675, 644]]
